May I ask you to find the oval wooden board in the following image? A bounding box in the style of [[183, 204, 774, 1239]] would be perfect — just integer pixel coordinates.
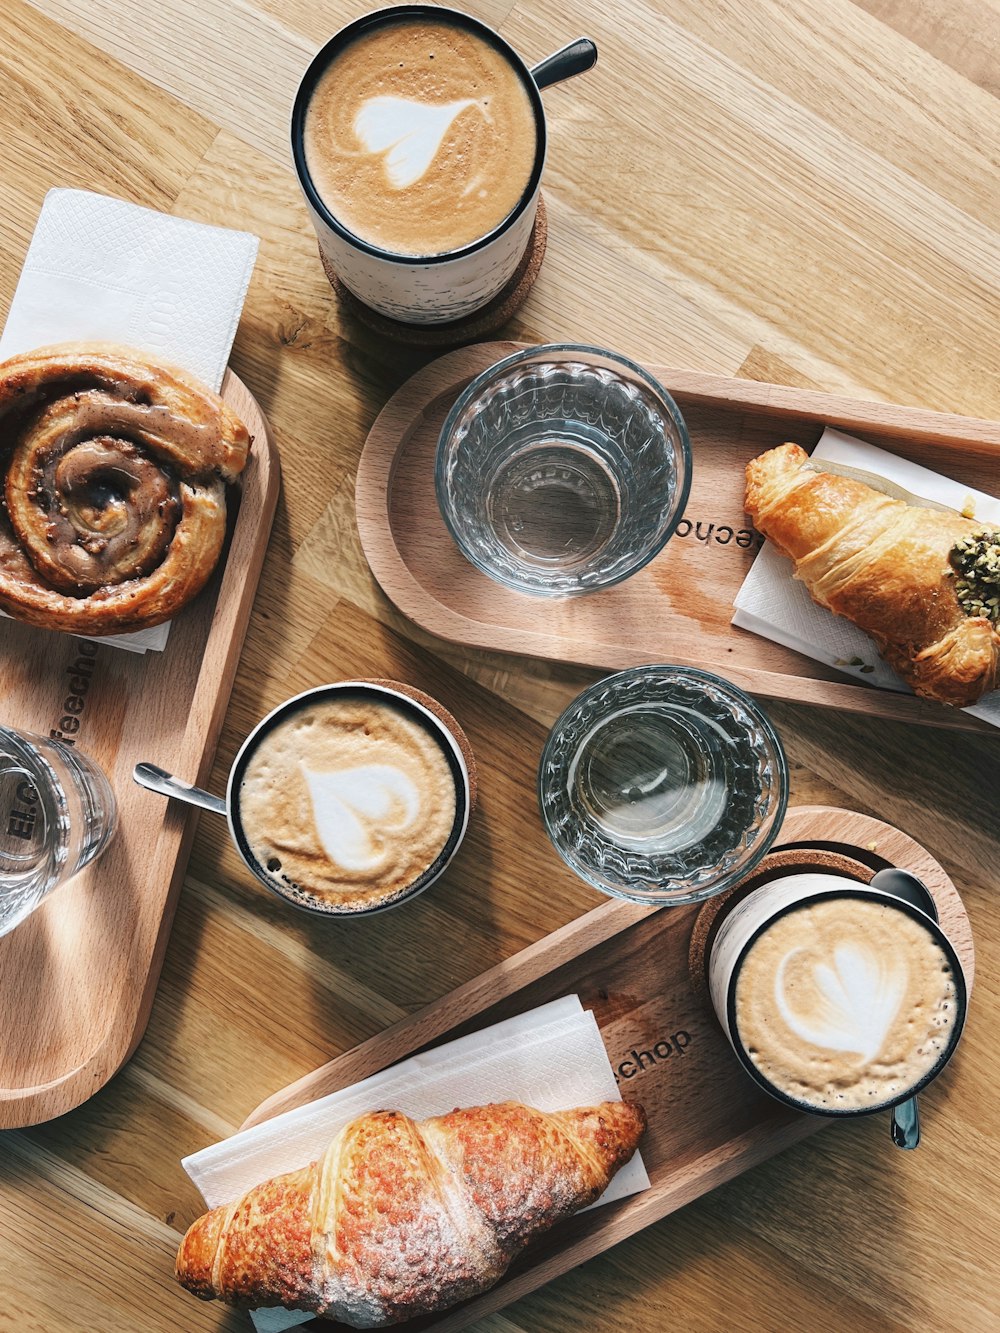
[[355, 342, 1000, 732], [236, 806, 973, 1332], [0, 372, 279, 1129]]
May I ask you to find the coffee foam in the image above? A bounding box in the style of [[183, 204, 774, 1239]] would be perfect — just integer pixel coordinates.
[[735, 898, 958, 1110], [237, 696, 457, 911], [303, 18, 537, 256]]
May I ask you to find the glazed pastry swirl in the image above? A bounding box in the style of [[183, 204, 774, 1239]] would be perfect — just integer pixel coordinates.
[[0, 343, 250, 634]]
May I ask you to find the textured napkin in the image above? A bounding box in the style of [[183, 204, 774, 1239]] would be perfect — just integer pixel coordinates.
[[733, 427, 1000, 726], [0, 188, 259, 652], [182, 995, 650, 1333]]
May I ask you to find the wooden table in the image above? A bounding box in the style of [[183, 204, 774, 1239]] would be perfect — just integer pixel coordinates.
[[2, 2, 998, 1330]]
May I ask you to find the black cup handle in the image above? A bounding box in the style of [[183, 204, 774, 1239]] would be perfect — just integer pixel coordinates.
[[530, 37, 598, 91]]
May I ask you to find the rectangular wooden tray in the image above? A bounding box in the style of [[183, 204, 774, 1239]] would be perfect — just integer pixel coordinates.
[[0, 372, 279, 1129], [355, 342, 1000, 731], [240, 806, 973, 1331]]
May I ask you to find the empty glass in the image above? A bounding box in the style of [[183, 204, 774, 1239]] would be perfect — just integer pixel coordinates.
[[435, 344, 692, 595], [0, 725, 117, 938], [538, 666, 788, 905]]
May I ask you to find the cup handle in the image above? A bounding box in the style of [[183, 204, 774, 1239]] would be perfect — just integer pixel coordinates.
[[133, 762, 228, 816], [530, 37, 597, 91]]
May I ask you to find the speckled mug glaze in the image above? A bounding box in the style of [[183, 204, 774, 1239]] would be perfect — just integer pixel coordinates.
[[291, 5, 546, 326]]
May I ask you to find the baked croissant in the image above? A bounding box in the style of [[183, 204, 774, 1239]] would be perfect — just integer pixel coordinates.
[[176, 1100, 646, 1327], [0, 342, 250, 634], [744, 442, 1000, 706]]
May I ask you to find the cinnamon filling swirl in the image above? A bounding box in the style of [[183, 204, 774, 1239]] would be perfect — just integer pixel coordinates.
[[0, 343, 251, 635]]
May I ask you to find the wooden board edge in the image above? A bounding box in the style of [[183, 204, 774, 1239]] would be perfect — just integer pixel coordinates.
[[424, 1115, 824, 1331], [239, 893, 647, 1129], [233, 804, 972, 1329], [187, 371, 281, 785], [354, 345, 1000, 734], [240, 804, 972, 1132], [291, 1116, 824, 1332], [777, 806, 974, 986], [651, 365, 1000, 452], [0, 375, 280, 1128]]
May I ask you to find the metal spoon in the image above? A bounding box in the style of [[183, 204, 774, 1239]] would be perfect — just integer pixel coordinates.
[[133, 762, 227, 816], [531, 38, 598, 91], [870, 866, 939, 1150]]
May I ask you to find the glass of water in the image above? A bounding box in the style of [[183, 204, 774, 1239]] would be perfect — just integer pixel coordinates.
[[435, 344, 692, 595], [538, 666, 788, 905], [0, 725, 117, 939]]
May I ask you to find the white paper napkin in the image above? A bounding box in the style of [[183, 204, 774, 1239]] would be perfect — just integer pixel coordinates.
[[182, 995, 650, 1333], [733, 427, 1000, 726], [0, 188, 259, 653]]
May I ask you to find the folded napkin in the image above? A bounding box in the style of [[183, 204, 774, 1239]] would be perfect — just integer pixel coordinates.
[[0, 188, 259, 652], [182, 995, 650, 1333], [733, 427, 1000, 726]]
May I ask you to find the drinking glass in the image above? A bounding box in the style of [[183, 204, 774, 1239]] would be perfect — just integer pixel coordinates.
[[538, 665, 788, 905], [435, 344, 692, 595], [0, 725, 117, 938]]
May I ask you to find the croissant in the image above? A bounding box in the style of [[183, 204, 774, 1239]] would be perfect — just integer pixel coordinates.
[[176, 1100, 646, 1327], [0, 342, 250, 634], [744, 442, 1000, 706]]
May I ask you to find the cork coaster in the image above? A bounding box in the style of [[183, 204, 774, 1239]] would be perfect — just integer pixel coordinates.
[[686, 845, 876, 1004], [365, 678, 478, 810], [320, 194, 548, 347]]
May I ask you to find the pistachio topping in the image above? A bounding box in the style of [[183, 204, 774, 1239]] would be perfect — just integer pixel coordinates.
[[949, 528, 1000, 621]]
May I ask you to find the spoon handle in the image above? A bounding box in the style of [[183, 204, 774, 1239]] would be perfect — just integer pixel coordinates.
[[871, 866, 936, 1152], [531, 38, 598, 91], [890, 1095, 921, 1149], [133, 762, 228, 816]]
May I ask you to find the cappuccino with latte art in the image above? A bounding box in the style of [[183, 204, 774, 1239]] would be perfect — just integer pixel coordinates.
[[302, 16, 538, 256], [709, 873, 967, 1114], [232, 685, 468, 914], [734, 896, 958, 1111]]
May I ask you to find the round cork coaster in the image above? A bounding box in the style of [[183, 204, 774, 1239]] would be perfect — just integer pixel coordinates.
[[686, 845, 876, 1005], [320, 194, 548, 348], [365, 678, 478, 810]]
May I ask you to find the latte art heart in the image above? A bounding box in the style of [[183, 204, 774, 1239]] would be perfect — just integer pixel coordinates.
[[238, 695, 458, 910], [734, 896, 960, 1111], [775, 943, 906, 1063], [303, 763, 420, 872], [354, 97, 483, 189]]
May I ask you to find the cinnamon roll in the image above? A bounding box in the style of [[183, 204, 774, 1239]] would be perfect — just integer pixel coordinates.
[[0, 343, 251, 634]]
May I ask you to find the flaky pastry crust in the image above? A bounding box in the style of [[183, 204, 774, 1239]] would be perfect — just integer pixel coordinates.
[[175, 1100, 646, 1327], [744, 442, 1000, 706]]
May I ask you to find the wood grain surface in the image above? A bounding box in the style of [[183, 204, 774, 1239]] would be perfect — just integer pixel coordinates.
[[355, 343, 1000, 730], [233, 808, 974, 1331], [1, 3, 999, 1332], [0, 375, 278, 1131]]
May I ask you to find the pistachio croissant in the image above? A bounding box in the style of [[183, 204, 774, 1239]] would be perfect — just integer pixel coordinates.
[[176, 1100, 646, 1328], [744, 442, 1000, 706]]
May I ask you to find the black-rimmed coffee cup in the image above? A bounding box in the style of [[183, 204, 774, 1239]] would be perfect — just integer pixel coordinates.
[[134, 680, 474, 917], [290, 5, 594, 324], [708, 872, 968, 1117]]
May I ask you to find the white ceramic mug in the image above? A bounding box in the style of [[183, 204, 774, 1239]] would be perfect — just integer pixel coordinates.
[[290, 6, 596, 325], [708, 871, 968, 1116]]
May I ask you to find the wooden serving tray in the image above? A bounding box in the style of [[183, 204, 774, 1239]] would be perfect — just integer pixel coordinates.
[[240, 806, 975, 1332], [0, 372, 279, 1129], [355, 342, 1000, 732]]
